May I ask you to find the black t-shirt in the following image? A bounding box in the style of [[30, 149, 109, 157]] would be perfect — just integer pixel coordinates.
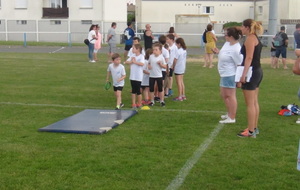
[[241, 35, 263, 70], [144, 30, 153, 50]]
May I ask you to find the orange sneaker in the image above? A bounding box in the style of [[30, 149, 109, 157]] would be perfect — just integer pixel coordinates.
[[237, 129, 256, 138]]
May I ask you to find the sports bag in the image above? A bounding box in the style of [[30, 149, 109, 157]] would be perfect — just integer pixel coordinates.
[[84, 39, 89, 46], [273, 32, 284, 47]]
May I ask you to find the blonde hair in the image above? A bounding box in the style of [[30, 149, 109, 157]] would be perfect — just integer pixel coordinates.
[[243, 19, 263, 36]]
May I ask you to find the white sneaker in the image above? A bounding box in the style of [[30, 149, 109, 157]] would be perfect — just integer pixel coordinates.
[[219, 117, 236, 124], [89, 60, 96, 63], [221, 113, 228, 120], [296, 118, 300, 124]]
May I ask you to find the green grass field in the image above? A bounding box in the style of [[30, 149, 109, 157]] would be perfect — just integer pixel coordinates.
[[0, 51, 299, 190]]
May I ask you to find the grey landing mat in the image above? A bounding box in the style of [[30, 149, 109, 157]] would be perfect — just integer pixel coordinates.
[[39, 109, 138, 134]]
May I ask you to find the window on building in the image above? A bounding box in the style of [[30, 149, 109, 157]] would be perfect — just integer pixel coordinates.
[[17, 20, 27, 25], [203, 6, 214, 14], [51, 20, 61, 25], [81, 20, 92, 25], [258, 6, 263, 14], [50, 0, 62, 8], [15, 0, 27, 9], [80, 0, 93, 8]]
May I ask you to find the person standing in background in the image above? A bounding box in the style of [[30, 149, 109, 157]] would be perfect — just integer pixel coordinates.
[[273, 26, 289, 69], [144, 24, 154, 50], [168, 27, 179, 39], [270, 41, 277, 68], [93, 24, 102, 62], [87, 24, 97, 63], [203, 24, 217, 68], [124, 22, 135, 59], [107, 22, 117, 62], [294, 23, 300, 73]]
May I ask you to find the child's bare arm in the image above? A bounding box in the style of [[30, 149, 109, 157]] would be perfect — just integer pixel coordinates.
[[106, 71, 111, 81], [118, 75, 126, 82]]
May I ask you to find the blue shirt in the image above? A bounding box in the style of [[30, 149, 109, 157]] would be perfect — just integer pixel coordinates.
[[124, 27, 135, 45], [294, 30, 300, 49]]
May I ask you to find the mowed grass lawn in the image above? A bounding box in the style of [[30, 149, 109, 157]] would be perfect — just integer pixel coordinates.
[[0, 51, 299, 190]]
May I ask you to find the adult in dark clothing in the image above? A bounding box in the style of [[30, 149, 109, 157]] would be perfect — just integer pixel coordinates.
[[237, 19, 264, 138], [144, 24, 154, 50], [294, 24, 300, 59], [274, 26, 289, 69]]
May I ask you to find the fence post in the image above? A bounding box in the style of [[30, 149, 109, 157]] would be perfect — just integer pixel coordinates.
[[68, 32, 72, 47], [23, 33, 27, 47]]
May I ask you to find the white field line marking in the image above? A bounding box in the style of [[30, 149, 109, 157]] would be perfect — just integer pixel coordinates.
[[0, 102, 224, 114], [50, 47, 65, 53], [166, 123, 224, 190]]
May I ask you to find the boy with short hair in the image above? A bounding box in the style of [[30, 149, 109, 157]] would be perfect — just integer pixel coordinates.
[[106, 53, 126, 110], [127, 37, 145, 57]]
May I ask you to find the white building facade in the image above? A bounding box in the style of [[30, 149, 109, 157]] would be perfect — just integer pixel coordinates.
[[0, 0, 127, 43], [135, 0, 300, 46]]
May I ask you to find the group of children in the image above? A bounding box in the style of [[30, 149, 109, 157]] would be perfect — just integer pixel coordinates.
[[106, 34, 187, 110]]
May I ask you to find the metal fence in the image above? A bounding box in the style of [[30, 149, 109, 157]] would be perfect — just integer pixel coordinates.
[[0, 19, 297, 47]]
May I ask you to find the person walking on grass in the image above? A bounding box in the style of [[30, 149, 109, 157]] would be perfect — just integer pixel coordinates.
[[273, 26, 289, 69], [106, 53, 126, 110], [173, 38, 187, 101], [107, 22, 117, 62], [213, 27, 243, 124], [237, 19, 264, 138], [125, 44, 145, 109]]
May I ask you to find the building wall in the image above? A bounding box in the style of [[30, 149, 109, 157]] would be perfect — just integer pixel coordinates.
[[137, 1, 254, 25], [285, 0, 300, 19], [0, 0, 127, 43], [0, 0, 127, 22]]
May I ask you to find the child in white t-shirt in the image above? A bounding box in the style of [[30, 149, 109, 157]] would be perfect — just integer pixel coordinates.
[[148, 43, 167, 107], [173, 38, 187, 101], [127, 37, 145, 58], [106, 53, 126, 110], [125, 44, 145, 108], [141, 48, 153, 105], [166, 34, 178, 97]]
